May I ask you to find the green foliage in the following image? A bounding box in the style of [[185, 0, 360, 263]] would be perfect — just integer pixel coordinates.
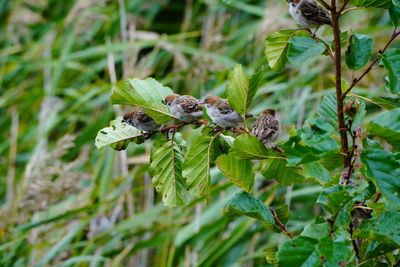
[[3, 0, 400, 265], [229, 134, 271, 159], [360, 148, 400, 208], [183, 134, 216, 198], [382, 49, 400, 94], [95, 117, 143, 150], [150, 138, 193, 207], [345, 33, 374, 70], [367, 108, 400, 150], [111, 78, 174, 123], [216, 153, 254, 193], [288, 37, 325, 65], [262, 158, 305, 186], [226, 64, 261, 116], [223, 191, 274, 224]]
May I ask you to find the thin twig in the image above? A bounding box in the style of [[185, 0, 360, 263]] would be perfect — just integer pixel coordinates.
[[338, 0, 350, 14], [342, 30, 400, 99], [317, 0, 332, 10], [270, 208, 293, 239]]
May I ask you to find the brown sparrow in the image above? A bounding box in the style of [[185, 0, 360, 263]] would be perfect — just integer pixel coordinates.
[[122, 109, 160, 131], [252, 109, 280, 148], [202, 96, 244, 128], [287, 0, 332, 30], [163, 94, 203, 122]]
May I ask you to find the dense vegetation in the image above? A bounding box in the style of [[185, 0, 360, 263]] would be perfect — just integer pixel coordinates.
[[1, 0, 399, 266]]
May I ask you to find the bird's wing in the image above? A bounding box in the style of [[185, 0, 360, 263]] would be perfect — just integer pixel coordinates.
[[137, 111, 154, 123], [217, 99, 235, 114], [298, 0, 332, 25], [178, 95, 202, 112]]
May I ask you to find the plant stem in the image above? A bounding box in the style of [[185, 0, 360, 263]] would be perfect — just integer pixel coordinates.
[[331, 0, 351, 169], [270, 208, 293, 239]]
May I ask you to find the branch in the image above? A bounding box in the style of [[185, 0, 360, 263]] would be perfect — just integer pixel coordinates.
[[270, 207, 293, 239], [342, 30, 400, 99], [338, 0, 350, 14], [317, 0, 332, 10], [331, 0, 351, 168]]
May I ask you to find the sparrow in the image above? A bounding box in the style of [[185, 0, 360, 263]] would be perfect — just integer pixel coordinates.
[[202, 96, 244, 128], [252, 109, 280, 148], [122, 109, 160, 131], [287, 0, 332, 30], [163, 94, 203, 122]]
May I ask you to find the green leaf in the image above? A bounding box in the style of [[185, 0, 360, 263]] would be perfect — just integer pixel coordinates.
[[369, 97, 400, 110], [150, 139, 193, 207], [287, 37, 325, 65], [367, 108, 400, 150], [354, 212, 400, 247], [389, 1, 400, 26], [301, 117, 335, 146], [345, 33, 374, 70], [183, 134, 218, 198], [350, 0, 391, 7], [301, 222, 330, 240], [317, 185, 358, 215], [277, 236, 321, 266], [95, 117, 143, 150], [265, 30, 296, 72], [264, 247, 278, 264], [229, 134, 271, 160], [382, 49, 400, 94], [216, 153, 254, 193], [317, 229, 354, 266], [110, 78, 174, 123], [223, 191, 274, 224], [262, 158, 305, 186], [317, 92, 338, 127], [360, 149, 400, 207], [303, 162, 332, 186], [226, 64, 259, 116]]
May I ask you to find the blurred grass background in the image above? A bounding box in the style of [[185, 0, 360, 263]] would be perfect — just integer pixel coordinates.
[[0, 0, 396, 266]]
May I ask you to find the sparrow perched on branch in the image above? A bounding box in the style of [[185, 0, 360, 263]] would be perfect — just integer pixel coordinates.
[[252, 109, 280, 148], [122, 109, 160, 131], [201, 96, 244, 128], [287, 0, 332, 30], [163, 94, 203, 122]]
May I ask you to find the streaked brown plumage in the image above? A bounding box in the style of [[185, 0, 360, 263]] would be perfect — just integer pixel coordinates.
[[163, 94, 203, 122], [288, 0, 332, 29], [202, 96, 244, 128], [252, 109, 280, 148], [122, 109, 160, 131]]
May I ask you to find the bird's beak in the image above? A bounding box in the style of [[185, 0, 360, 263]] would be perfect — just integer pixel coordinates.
[[161, 100, 166, 105], [286, 0, 291, 3]]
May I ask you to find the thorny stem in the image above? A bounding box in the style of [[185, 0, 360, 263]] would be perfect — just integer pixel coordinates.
[[270, 207, 293, 239], [342, 29, 400, 98]]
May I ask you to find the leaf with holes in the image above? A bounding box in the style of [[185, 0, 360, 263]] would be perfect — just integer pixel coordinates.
[[111, 78, 174, 124], [95, 117, 144, 151]]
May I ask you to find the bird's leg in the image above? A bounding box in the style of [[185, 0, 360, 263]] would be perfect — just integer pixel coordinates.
[[312, 26, 320, 37]]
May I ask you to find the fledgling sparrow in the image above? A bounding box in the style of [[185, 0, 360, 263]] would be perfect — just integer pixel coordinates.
[[202, 96, 244, 128], [163, 94, 203, 122], [122, 109, 160, 131], [287, 0, 332, 30], [252, 109, 280, 148]]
